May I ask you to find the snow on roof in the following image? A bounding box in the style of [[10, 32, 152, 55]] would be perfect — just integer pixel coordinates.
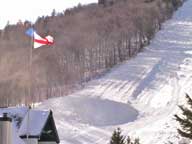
[[18, 110, 50, 137], [12, 124, 25, 144], [0, 107, 55, 143], [0, 107, 28, 144], [0, 107, 28, 120]]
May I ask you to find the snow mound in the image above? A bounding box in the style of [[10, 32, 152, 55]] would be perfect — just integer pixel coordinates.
[[38, 96, 138, 126]]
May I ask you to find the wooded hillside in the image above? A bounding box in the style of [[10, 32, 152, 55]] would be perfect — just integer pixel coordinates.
[[0, 0, 184, 106]]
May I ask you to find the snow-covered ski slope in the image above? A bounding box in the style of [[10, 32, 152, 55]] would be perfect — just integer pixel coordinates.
[[38, 1, 192, 143]]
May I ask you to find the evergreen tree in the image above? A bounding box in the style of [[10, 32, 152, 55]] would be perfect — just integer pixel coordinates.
[[126, 136, 131, 144], [110, 128, 125, 144], [51, 9, 56, 17], [175, 94, 192, 139], [133, 138, 140, 144], [98, 0, 105, 5], [126, 136, 140, 144]]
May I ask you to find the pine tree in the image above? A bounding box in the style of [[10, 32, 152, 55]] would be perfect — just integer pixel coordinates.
[[126, 136, 132, 144], [134, 138, 140, 144], [175, 94, 192, 139], [110, 128, 125, 144], [126, 136, 140, 144], [98, 0, 105, 5]]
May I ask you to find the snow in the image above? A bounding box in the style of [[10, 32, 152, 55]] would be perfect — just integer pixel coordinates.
[[37, 0, 192, 144], [0, 107, 52, 144], [18, 110, 50, 137], [38, 96, 138, 127], [13, 125, 25, 144], [0, 107, 27, 118], [0, 107, 27, 144]]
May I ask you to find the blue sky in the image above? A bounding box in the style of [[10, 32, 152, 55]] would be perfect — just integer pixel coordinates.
[[0, 0, 97, 29]]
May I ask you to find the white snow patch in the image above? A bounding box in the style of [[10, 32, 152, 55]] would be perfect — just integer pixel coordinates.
[[38, 96, 138, 127]]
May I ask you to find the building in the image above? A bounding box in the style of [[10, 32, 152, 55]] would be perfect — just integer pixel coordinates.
[[0, 113, 12, 144], [0, 107, 60, 144]]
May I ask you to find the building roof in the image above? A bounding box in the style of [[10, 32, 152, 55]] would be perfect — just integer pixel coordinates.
[[19, 110, 60, 143], [0, 107, 60, 143], [0, 107, 27, 144], [18, 110, 50, 137], [0, 107, 28, 120]]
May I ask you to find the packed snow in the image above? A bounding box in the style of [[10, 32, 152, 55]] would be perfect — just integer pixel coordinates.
[[38, 96, 138, 127], [37, 0, 192, 143]]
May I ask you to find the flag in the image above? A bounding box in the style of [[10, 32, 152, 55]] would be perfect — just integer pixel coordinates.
[[25, 28, 54, 49], [33, 32, 54, 49], [25, 28, 35, 37]]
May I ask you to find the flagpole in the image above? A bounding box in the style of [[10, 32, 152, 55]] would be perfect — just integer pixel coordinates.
[[25, 28, 54, 106], [30, 29, 33, 107], [27, 25, 33, 143], [28, 27, 33, 107]]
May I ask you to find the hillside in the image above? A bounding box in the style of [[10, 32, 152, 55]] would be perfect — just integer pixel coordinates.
[[0, 0, 183, 106], [37, 0, 192, 143]]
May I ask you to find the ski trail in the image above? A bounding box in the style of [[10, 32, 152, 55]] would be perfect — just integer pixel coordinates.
[[131, 59, 165, 99], [37, 0, 192, 144]]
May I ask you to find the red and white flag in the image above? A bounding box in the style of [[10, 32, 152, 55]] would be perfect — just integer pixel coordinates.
[[25, 28, 54, 49]]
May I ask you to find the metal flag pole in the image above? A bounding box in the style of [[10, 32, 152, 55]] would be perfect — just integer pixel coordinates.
[[30, 29, 33, 107], [27, 25, 34, 142], [29, 25, 34, 106], [25, 27, 33, 107]]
